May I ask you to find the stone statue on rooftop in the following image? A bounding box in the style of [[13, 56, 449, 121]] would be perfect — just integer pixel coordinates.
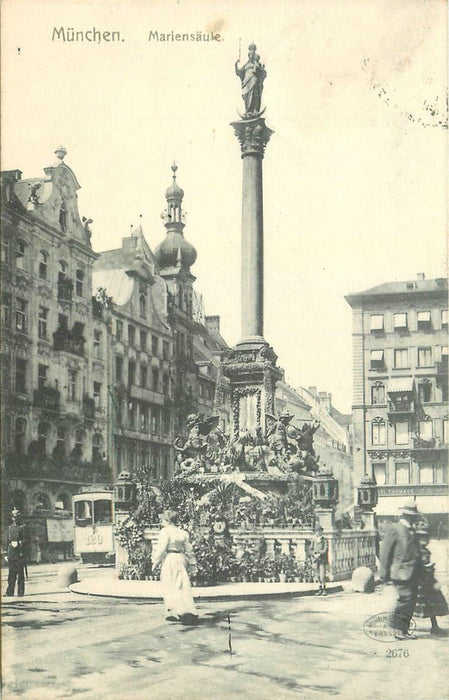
[[235, 43, 266, 118]]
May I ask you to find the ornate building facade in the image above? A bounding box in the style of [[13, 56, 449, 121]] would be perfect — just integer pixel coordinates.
[[346, 274, 448, 532], [1, 149, 109, 526]]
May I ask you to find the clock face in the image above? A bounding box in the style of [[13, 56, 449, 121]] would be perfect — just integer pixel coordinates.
[[213, 520, 226, 534]]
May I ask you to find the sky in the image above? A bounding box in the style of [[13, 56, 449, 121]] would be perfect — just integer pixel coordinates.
[[1, 0, 447, 414]]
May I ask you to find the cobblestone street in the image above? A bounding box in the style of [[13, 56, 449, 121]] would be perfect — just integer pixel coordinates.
[[2, 563, 448, 699]]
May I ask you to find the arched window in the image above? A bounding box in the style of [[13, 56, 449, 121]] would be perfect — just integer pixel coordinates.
[[92, 433, 103, 463], [15, 418, 27, 454], [15, 239, 27, 270], [75, 269, 84, 297], [37, 421, 50, 457], [34, 492, 51, 511], [139, 294, 146, 318], [10, 489, 27, 514], [55, 492, 70, 510], [39, 250, 48, 279]]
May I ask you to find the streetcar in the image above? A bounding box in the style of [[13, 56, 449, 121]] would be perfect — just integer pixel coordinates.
[[72, 490, 115, 564]]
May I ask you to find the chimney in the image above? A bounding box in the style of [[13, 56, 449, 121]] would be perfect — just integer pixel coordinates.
[[205, 315, 220, 335], [417, 273, 425, 281], [308, 386, 317, 399]]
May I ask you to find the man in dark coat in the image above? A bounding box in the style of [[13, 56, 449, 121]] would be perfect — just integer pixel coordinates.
[[5, 507, 27, 597], [379, 501, 422, 640]]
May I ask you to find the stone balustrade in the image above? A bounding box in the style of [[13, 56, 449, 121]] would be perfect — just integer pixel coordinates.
[[134, 524, 378, 582]]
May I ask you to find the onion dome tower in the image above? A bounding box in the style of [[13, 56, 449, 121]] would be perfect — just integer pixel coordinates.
[[154, 163, 197, 272]]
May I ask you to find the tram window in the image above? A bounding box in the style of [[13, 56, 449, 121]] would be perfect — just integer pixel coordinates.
[[93, 499, 112, 525], [74, 500, 93, 526]]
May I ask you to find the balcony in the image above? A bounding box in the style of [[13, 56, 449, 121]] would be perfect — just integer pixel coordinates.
[[53, 327, 85, 357], [387, 399, 415, 418], [82, 395, 96, 420], [33, 386, 60, 412], [57, 278, 73, 302], [4, 453, 111, 483]]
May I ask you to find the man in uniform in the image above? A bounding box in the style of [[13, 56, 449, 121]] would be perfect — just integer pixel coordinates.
[[379, 501, 422, 640], [5, 507, 27, 597], [312, 524, 328, 596]]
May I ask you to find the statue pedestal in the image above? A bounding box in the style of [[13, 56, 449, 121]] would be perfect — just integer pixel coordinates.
[[222, 341, 282, 440]]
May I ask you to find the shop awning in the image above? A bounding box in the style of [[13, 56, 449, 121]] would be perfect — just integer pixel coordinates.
[[387, 377, 414, 394]]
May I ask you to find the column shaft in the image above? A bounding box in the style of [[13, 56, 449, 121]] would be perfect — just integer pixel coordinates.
[[241, 155, 264, 340]]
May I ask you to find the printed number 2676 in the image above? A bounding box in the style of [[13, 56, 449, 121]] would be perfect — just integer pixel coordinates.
[[386, 649, 409, 658]]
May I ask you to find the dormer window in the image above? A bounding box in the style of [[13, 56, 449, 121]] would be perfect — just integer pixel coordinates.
[[59, 205, 68, 232]]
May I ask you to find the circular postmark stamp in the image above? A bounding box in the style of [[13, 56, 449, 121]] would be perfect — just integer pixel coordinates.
[[364, 612, 417, 642]]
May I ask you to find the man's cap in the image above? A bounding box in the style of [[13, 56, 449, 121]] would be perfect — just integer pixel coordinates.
[[398, 500, 419, 516]]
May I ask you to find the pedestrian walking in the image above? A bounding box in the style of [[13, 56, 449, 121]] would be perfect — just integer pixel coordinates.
[[152, 510, 198, 624], [379, 501, 422, 640], [415, 523, 448, 636], [5, 507, 27, 597], [312, 525, 328, 596]]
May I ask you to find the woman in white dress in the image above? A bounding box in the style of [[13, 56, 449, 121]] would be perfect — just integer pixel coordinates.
[[152, 510, 197, 623]]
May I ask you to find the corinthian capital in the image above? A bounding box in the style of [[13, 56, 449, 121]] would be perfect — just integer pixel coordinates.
[[231, 117, 274, 158]]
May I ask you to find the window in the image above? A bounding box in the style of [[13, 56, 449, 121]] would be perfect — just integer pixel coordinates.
[[152, 406, 160, 432], [141, 365, 148, 388], [140, 404, 148, 431], [393, 313, 407, 330], [38, 364, 48, 391], [15, 239, 27, 270], [371, 383, 385, 405], [163, 374, 170, 395], [116, 319, 123, 341], [419, 464, 433, 485], [1, 239, 10, 263], [395, 421, 409, 445], [163, 340, 169, 360], [370, 315, 384, 331], [94, 330, 102, 359], [417, 311, 431, 330], [441, 346, 448, 362], [128, 361, 136, 387], [394, 349, 409, 368], [15, 418, 27, 455], [129, 401, 137, 429], [418, 347, 432, 367], [55, 427, 66, 458], [16, 298, 27, 331], [140, 330, 147, 351], [139, 295, 146, 318], [38, 306, 48, 339], [92, 433, 102, 462], [37, 422, 50, 457], [38, 250, 48, 279], [75, 269, 84, 297], [442, 310, 448, 328], [152, 369, 159, 392], [443, 419, 449, 445], [15, 358, 27, 393], [370, 350, 384, 369], [199, 383, 204, 399], [419, 420, 433, 440], [152, 335, 159, 355], [115, 356, 123, 382], [418, 381, 432, 403], [94, 499, 112, 526], [2, 293, 11, 327], [73, 429, 84, 459], [373, 462, 386, 486], [395, 462, 410, 485], [68, 370, 77, 401], [74, 499, 93, 527], [93, 382, 102, 408], [163, 406, 171, 434], [128, 325, 135, 346]]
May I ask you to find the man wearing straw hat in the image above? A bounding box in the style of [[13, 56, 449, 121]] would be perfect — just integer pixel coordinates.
[[379, 500, 422, 640]]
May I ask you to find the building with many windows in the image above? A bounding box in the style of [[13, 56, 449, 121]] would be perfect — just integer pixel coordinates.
[[1, 149, 110, 532], [346, 274, 448, 532]]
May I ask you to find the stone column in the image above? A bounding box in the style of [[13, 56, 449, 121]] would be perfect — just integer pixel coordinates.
[[231, 117, 273, 348]]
